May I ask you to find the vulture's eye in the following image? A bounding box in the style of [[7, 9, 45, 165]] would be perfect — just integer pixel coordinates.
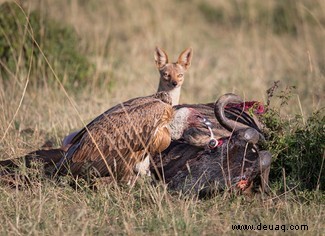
[[194, 114, 204, 122]]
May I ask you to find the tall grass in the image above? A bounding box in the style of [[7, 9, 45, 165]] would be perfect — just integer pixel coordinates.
[[0, 0, 324, 234], [4, 0, 324, 113]]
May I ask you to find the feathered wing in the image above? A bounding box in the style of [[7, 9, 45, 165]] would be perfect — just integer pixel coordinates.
[[56, 93, 173, 182]]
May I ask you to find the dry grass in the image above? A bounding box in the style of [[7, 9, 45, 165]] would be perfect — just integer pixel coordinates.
[[0, 181, 323, 235], [0, 0, 324, 235], [18, 0, 325, 112]]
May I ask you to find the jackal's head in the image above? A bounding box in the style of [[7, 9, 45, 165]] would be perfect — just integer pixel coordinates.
[[155, 47, 193, 91]]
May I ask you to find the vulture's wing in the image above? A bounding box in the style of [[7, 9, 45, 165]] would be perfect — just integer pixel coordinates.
[[57, 93, 173, 181]]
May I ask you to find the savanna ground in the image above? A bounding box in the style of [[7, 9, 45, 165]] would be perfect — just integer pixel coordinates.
[[0, 0, 324, 235]]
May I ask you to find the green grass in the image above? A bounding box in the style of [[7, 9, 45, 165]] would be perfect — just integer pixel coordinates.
[[0, 0, 324, 235], [0, 2, 94, 89]]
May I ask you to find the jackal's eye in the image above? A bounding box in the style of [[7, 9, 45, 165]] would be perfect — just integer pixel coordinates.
[[163, 72, 168, 77], [177, 73, 183, 78]]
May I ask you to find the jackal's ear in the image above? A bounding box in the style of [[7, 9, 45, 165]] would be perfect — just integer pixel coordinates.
[[177, 48, 193, 70], [154, 47, 169, 69]]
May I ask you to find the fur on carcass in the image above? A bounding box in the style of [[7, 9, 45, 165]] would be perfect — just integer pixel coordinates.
[[150, 93, 272, 197]]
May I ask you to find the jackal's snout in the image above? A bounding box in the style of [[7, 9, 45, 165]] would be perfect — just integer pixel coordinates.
[[171, 80, 178, 87]]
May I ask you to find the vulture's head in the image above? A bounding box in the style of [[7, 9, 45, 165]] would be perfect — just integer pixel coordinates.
[[169, 108, 212, 143]]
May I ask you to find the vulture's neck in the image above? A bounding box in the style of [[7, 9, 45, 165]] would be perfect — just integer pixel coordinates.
[[169, 108, 189, 140]]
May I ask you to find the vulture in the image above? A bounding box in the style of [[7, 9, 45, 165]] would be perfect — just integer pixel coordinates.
[[54, 91, 212, 183], [0, 92, 211, 185]]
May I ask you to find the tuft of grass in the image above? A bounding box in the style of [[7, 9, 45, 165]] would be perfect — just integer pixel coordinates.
[[263, 87, 325, 191]]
